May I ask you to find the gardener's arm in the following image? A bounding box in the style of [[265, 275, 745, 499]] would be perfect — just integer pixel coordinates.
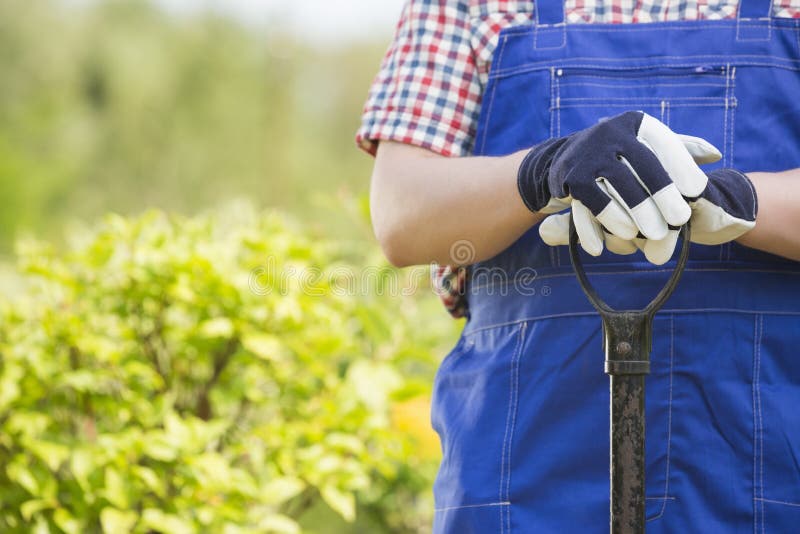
[[371, 141, 542, 267], [737, 168, 800, 261]]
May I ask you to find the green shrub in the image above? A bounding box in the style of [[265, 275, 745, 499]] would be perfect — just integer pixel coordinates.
[[0, 206, 460, 533]]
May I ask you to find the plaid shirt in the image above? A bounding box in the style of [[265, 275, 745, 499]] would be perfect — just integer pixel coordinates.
[[358, 0, 800, 318]]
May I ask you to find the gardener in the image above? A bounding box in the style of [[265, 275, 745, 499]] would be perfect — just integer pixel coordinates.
[[358, 1, 800, 531]]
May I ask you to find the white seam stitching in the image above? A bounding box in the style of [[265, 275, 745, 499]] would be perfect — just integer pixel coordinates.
[[728, 65, 738, 262], [490, 60, 800, 80], [501, 22, 795, 36], [559, 81, 728, 88], [479, 35, 505, 155], [463, 309, 800, 337], [499, 324, 515, 527], [435, 501, 511, 513], [752, 314, 758, 533], [758, 314, 765, 534], [560, 96, 727, 101], [506, 322, 525, 532], [468, 266, 800, 291], [655, 314, 675, 520], [755, 497, 800, 507]]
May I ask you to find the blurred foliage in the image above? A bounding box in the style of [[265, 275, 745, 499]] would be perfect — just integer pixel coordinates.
[[0, 1, 462, 531], [0, 206, 461, 533], [0, 0, 385, 249]]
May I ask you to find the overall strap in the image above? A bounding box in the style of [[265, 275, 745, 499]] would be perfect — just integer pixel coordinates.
[[533, 1, 566, 49], [738, 0, 773, 19], [736, 0, 774, 41]]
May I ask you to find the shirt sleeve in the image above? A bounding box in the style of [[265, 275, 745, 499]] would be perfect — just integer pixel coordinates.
[[355, 0, 482, 157]]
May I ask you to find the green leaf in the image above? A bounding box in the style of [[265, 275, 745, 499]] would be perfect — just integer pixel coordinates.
[[53, 508, 82, 534], [20, 499, 55, 521], [346, 360, 403, 410], [132, 465, 165, 498], [242, 333, 286, 362], [257, 514, 301, 534], [320, 485, 355, 523], [141, 509, 196, 534], [259, 476, 305, 506], [142, 431, 177, 462], [6, 460, 39, 495], [100, 507, 138, 534], [103, 467, 128, 509], [25, 439, 70, 472], [198, 317, 234, 338]]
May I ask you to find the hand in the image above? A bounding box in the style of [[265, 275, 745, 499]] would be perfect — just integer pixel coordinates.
[[539, 168, 758, 264], [517, 111, 721, 255]]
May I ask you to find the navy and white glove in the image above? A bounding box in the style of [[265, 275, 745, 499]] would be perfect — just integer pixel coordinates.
[[539, 168, 758, 264], [517, 111, 720, 255]]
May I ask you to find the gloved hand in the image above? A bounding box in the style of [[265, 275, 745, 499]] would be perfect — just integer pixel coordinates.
[[539, 168, 758, 264], [517, 111, 721, 255]]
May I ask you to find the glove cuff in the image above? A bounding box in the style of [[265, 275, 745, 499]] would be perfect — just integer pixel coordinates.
[[517, 136, 569, 213], [703, 168, 758, 221]]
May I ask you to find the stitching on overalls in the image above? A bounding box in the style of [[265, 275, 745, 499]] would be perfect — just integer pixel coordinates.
[[737, 18, 772, 42], [497, 22, 800, 37], [556, 72, 728, 81], [468, 266, 800, 292], [434, 501, 511, 513], [560, 96, 725, 102], [558, 103, 726, 109], [499, 322, 525, 534], [479, 35, 507, 155], [758, 314, 765, 534], [647, 314, 676, 522], [550, 67, 559, 270], [490, 60, 800, 81], [558, 82, 728, 89], [463, 308, 800, 337], [549, 67, 556, 139], [755, 497, 800, 507], [728, 66, 739, 262], [752, 313, 765, 532]]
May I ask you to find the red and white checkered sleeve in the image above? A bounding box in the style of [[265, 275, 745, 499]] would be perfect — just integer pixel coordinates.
[[356, 0, 481, 158]]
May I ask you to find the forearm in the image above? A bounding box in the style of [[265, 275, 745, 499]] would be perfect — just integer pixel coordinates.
[[370, 141, 542, 267], [736, 168, 800, 261]]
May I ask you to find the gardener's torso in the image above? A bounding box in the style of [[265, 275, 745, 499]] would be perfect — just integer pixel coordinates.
[[432, 1, 800, 531]]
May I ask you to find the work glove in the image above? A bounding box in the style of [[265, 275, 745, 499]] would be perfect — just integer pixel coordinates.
[[539, 168, 758, 264], [517, 111, 721, 255]]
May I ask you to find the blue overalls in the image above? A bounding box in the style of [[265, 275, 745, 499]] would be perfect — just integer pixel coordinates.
[[430, 2, 800, 531]]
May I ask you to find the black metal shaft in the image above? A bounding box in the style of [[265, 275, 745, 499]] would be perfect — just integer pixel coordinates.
[[568, 219, 691, 534], [609, 374, 646, 533], [602, 312, 652, 534]]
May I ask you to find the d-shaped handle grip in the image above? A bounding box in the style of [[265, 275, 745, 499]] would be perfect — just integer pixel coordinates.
[[568, 218, 691, 317]]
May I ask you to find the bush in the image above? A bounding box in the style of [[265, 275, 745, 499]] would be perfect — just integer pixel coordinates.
[[0, 206, 461, 533]]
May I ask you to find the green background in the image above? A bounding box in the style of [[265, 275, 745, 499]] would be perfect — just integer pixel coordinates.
[[0, 1, 462, 532]]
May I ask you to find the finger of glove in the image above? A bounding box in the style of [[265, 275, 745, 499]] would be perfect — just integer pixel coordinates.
[[594, 165, 669, 240], [635, 113, 708, 197], [688, 197, 757, 245], [573, 200, 604, 256], [538, 196, 572, 215], [538, 212, 571, 246], [594, 177, 642, 240], [677, 134, 722, 164], [605, 233, 638, 255], [616, 143, 692, 227], [642, 229, 680, 265]]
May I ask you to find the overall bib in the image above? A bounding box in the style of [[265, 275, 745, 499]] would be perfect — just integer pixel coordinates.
[[431, 2, 800, 532]]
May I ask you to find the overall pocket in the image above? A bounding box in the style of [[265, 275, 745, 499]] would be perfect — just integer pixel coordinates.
[[553, 64, 733, 164], [551, 63, 735, 266], [431, 322, 526, 533], [753, 314, 800, 531]]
